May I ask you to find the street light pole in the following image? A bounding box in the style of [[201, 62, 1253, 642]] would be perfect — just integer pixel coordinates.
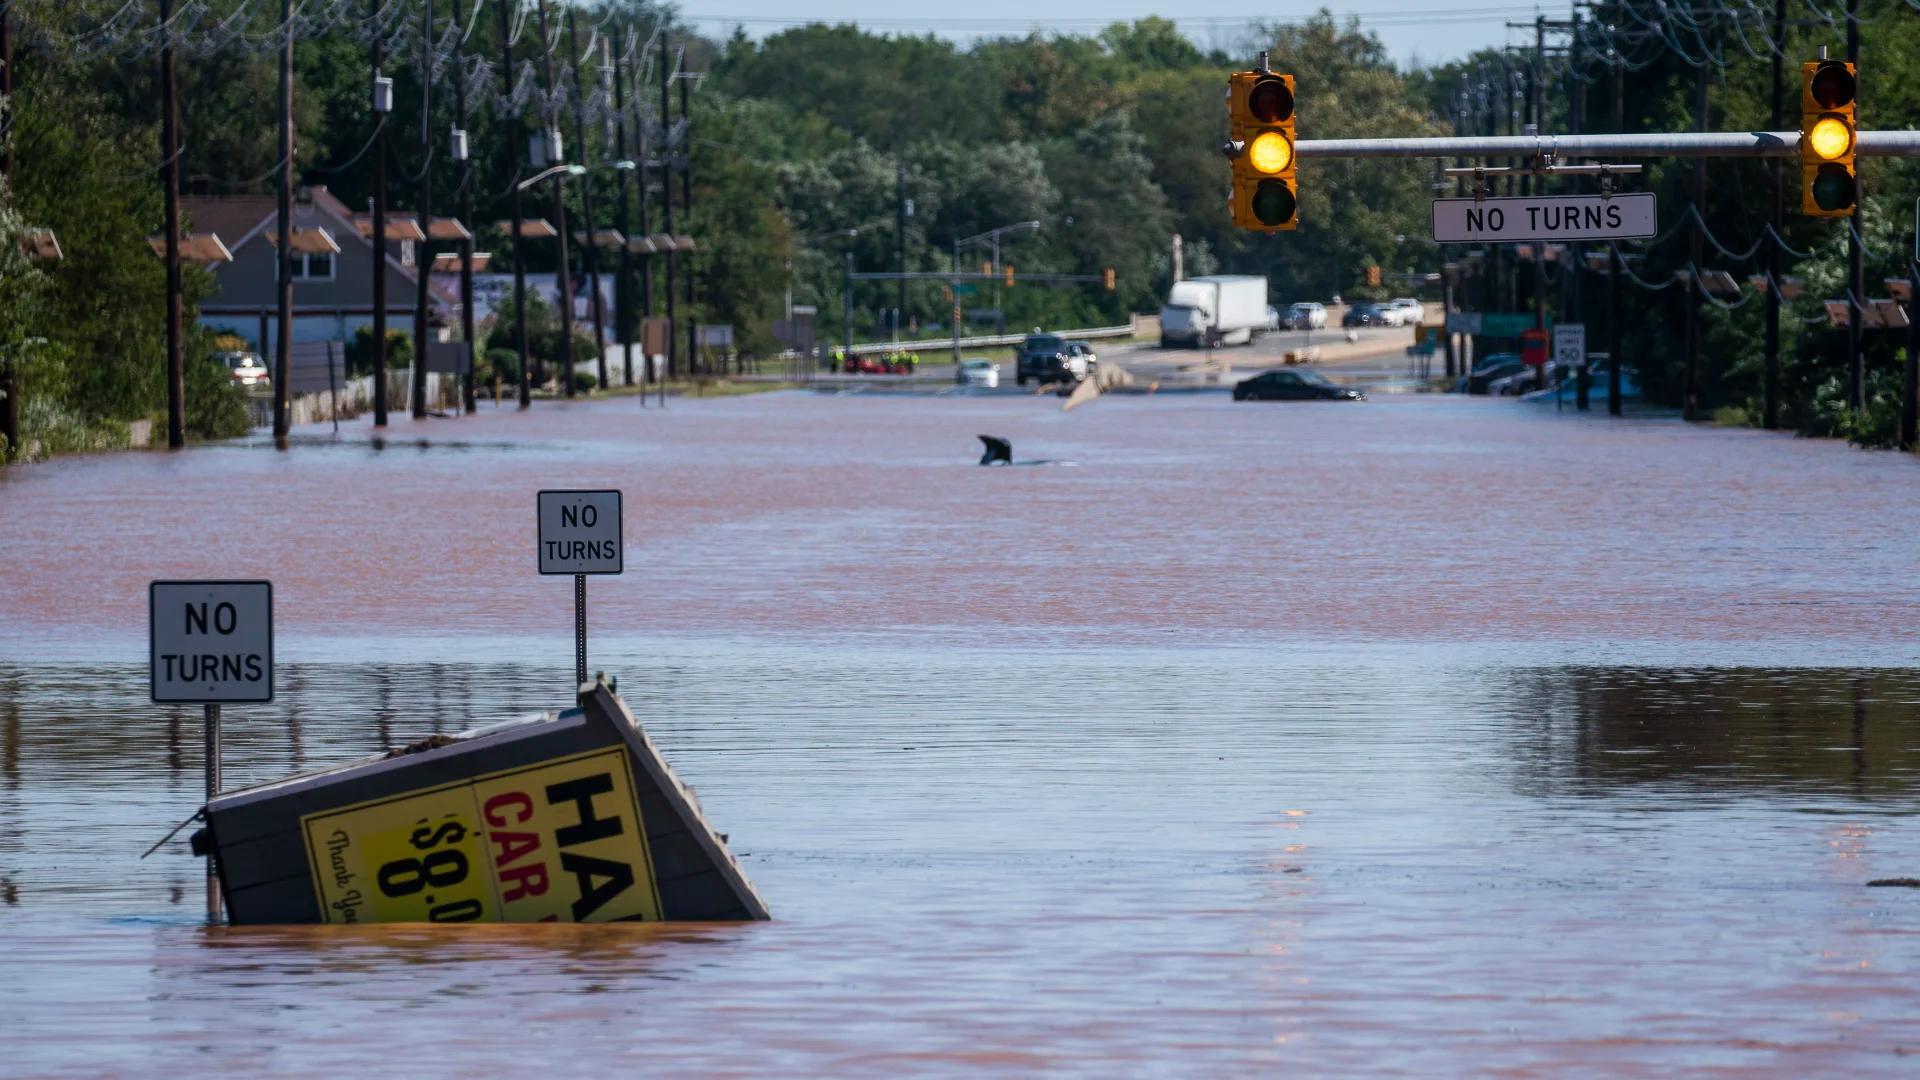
[[495, 0, 529, 410], [534, 0, 575, 398], [411, 0, 433, 421], [566, 9, 608, 392], [272, 0, 292, 446], [159, 0, 185, 450], [371, 0, 390, 425]]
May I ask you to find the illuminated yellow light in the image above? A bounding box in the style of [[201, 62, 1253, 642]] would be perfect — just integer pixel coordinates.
[[1807, 116, 1853, 161], [1247, 130, 1294, 175]]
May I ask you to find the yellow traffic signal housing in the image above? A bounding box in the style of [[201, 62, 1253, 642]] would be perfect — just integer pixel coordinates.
[[1226, 70, 1297, 231], [1004, 264, 1015, 287], [1800, 59, 1856, 217], [1103, 267, 1116, 291], [1366, 264, 1381, 287]]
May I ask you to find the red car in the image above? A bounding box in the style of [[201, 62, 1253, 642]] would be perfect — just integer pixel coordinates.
[[843, 351, 915, 375]]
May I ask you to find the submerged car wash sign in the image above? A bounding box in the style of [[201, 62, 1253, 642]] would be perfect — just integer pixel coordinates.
[[149, 580, 273, 703], [301, 747, 663, 923], [537, 489, 623, 575], [1432, 193, 1657, 244]]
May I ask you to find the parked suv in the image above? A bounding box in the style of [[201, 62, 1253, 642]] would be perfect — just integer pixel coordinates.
[[1015, 334, 1096, 386]]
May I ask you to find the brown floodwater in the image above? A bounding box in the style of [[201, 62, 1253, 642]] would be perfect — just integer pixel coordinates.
[[2, 391, 1919, 1074]]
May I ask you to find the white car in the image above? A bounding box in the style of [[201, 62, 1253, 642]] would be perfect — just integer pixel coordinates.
[[1388, 297, 1426, 324], [1285, 302, 1327, 329], [220, 350, 271, 388], [956, 358, 1000, 388]]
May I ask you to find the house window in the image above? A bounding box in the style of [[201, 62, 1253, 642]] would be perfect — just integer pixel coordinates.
[[276, 252, 336, 281]]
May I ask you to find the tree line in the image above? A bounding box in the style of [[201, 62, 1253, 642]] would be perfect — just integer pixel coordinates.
[[2, 1, 1917, 460]]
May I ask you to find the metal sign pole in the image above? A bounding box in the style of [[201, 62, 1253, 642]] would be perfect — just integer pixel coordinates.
[[575, 572, 587, 686], [204, 703, 222, 922]]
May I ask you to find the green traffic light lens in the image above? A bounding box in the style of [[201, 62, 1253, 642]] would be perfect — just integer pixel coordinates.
[[1811, 163, 1856, 212], [1249, 78, 1294, 125], [1809, 62, 1855, 110], [1252, 178, 1296, 226]]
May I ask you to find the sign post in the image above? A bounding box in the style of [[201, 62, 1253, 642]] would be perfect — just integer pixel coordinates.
[[1553, 324, 1587, 412], [538, 490, 623, 686], [149, 579, 274, 922], [1432, 193, 1657, 244]]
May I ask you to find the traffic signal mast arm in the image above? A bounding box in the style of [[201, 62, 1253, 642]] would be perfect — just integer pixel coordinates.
[[1286, 130, 1920, 160]]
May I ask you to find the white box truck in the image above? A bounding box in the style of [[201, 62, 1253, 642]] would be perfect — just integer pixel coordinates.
[[1160, 275, 1268, 347]]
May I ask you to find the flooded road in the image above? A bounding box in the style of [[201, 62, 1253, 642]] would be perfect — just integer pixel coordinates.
[[3, 393, 1919, 1073]]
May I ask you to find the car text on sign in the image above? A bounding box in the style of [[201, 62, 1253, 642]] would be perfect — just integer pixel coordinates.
[[1432, 193, 1657, 244]]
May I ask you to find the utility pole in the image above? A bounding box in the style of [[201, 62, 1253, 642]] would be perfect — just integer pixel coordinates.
[[1845, 0, 1863, 410], [494, 0, 529, 409], [1763, 0, 1784, 430], [159, 0, 185, 450], [412, 0, 433, 420], [1609, 52, 1624, 418], [454, 0, 475, 414], [535, 0, 575, 398], [565, 9, 607, 392], [1685, 35, 1708, 422], [1569, 12, 1587, 411], [0, 0, 14, 458], [680, 64, 694, 377], [1530, 19, 1546, 342], [273, 0, 293, 446], [659, 34, 675, 382], [371, 0, 389, 426], [633, 50, 653, 371], [896, 163, 907, 340], [843, 251, 854, 353], [1905, 236, 1919, 450], [612, 38, 636, 390]]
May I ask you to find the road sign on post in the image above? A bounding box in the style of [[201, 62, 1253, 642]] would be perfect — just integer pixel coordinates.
[[539, 490, 623, 689], [1553, 324, 1586, 368], [150, 580, 274, 703], [1432, 193, 1656, 243], [150, 578, 273, 924]]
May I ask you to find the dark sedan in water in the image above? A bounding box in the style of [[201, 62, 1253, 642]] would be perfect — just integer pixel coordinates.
[[1342, 303, 1391, 327], [1233, 368, 1365, 401]]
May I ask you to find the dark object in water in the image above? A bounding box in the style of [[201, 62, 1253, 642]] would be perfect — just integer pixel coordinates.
[[199, 678, 767, 924], [978, 435, 1012, 465], [1867, 878, 1920, 888], [385, 734, 461, 758]]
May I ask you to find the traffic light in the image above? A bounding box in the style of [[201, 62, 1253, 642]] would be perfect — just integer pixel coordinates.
[[1225, 69, 1297, 231], [1004, 264, 1015, 287], [1800, 58, 1857, 217], [1103, 267, 1116, 291], [1366, 264, 1381, 287]]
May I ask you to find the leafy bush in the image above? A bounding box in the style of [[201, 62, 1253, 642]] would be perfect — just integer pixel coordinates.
[[482, 347, 519, 386], [344, 325, 413, 379], [184, 350, 251, 439], [1802, 372, 1902, 449], [572, 371, 598, 393]]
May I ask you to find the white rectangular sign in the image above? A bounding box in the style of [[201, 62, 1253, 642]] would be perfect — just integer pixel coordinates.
[[538, 489, 623, 575], [150, 580, 274, 703], [1432, 193, 1657, 243], [1553, 324, 1586, 368]]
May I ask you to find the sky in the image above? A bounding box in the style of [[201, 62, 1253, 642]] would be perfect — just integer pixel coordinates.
[[676, 2, 1550, 69]]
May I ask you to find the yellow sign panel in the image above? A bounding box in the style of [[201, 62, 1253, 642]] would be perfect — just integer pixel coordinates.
[[302, 747, 663, 924]]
